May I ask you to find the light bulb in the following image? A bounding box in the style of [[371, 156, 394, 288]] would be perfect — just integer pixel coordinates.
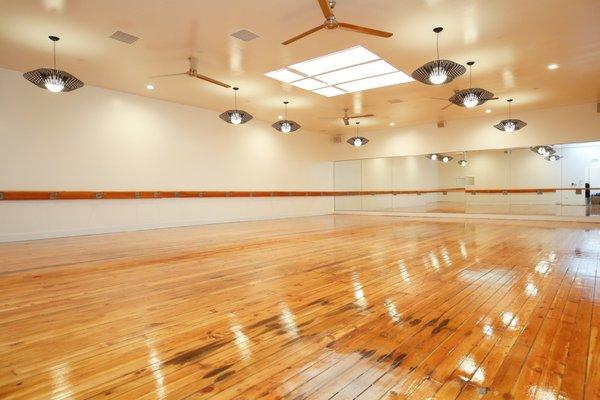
[[442, 156, 450, 163], [430, 154, 438, 160], [459, 160, 467, 167], [463, 92, 479, 108], [44, 74, 64, 93], [503, 121, 516, 133], [537, 147, 545, 155], [429, 66, 448, 85], [280, 122, 292, 133], [549, 155, 557, 162], [229, 111, 242, 125], [353, 138, 363, 147]]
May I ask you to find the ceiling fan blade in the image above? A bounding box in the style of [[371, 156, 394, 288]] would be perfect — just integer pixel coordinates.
[[317, 0, 334, 18], [349, 114, 375, 119], [282, 25, 324, 45], [431, 97, 449, 101], [338, 22, 393, 38], [441, 103, 453, 110], [148, 72, 188, 79], [192, 73, 231, 88], [490, 97, 499, 100]]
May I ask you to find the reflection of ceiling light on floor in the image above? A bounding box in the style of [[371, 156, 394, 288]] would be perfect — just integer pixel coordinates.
[[264, 46, 413, 97], [501, 312, 519, 330], [525, 282, 538, 297]]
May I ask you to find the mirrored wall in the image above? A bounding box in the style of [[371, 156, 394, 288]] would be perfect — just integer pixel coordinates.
[[334, 141, 600, 218]]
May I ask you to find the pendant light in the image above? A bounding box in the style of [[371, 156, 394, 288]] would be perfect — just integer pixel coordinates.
[[448, 61, 495, 108], [272, 101, 300, 133], [346, 122, 369, 147], [23, 36, 84, 93], [530, 145, 555, 157], [458, 152, 467, 167], [426, 153, 439, 161], [493, 99, 527, 132], [219, 87, 253, 124], [441, 155, 453, 163], [412, 27, 466, 85], [546, 154, 561, 162]]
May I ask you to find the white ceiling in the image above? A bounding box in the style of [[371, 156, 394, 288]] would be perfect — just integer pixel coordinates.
[[0, 0, 598, 134]]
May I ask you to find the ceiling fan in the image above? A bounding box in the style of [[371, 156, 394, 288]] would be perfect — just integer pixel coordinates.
[[149, 57, 230, 88], [321, 108, 375, 125], [282, 0, 393, 45]]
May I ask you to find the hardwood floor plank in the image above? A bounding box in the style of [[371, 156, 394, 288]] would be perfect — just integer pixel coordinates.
[[0, 215, 598, 399]]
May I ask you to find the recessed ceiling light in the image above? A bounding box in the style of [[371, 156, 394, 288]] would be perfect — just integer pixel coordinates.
[[278, 115, 283, 120], [291, 78, 326, 90], [264, 68, 304, 83], [313, 87, 346, 97], [146, 84, 154, 90], [337, 72, 413, 93], [389, 122, 395, 126], [315, 59, 397, 85], [289, 46, 379, 76], [485, 109, 491, 113], [547, 63, 559, 70]]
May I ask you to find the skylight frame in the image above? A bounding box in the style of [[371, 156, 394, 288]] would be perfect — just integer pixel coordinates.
[[264, 45, 414, 97]]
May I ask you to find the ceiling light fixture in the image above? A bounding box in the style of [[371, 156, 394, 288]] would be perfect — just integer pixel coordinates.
[[219, 87, 253, 125], [272, 101, 300, 134], [547, 64, 559, 70], [530, 146, 556, 156], [412, 27, 466, 85], [493, 99, 527, 132], [146, 84, 154, 90], [426, 153, 439, 161], [546, 154, 561, 162], [448, 61, 495, 108], [23, 36, 84, 93], [485, 109, 492, 113], [346, 121, 369, 147], [441, 155, 453, 163], [458, 152, 467, 166], [389, 122, 395, 126]]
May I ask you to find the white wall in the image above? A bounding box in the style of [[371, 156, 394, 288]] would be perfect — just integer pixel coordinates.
[[0, 68, 334, 241]]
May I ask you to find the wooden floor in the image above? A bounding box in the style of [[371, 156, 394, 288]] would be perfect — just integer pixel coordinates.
[[1, 215, 599, 399]]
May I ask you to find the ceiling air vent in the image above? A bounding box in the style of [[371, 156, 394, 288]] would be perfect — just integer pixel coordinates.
[[387, 98, 403, 104], [109, 31, 139, 44], [231, 29, 260, 42]]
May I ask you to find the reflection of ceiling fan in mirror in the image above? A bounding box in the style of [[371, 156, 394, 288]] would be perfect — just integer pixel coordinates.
[[282, 0, 393, 45], [321, 108, 375, 125], [149, 57, 230, 88]]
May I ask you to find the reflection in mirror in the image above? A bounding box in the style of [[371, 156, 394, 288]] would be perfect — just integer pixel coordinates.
[[333, 140, 600, 218]]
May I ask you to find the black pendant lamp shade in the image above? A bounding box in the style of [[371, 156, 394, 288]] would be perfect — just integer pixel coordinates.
[[493, 99, 527, 132], [219, 87, 253, 124], [412, 27, 466, 85], [346, 122, 369, 147], [272, 101, 300, 133], [23, 36, 84, 93], [448, 62, 495, 108]]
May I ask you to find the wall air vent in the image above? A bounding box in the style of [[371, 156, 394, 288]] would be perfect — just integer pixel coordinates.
[[109, 31, 139, 44], [231, 29, 260, 42]]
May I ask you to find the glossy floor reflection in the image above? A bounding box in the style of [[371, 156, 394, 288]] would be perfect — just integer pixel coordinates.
[[0, 215, 599, 399]]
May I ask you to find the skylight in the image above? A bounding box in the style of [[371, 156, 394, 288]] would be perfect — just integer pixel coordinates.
[[264, 46, 413, 96]]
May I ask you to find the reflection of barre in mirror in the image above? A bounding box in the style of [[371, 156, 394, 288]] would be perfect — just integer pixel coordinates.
[[334, 140, 600, 219]]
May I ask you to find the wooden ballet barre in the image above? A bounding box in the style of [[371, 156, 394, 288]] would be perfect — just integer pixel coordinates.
[[0, 187, 597, 201]]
